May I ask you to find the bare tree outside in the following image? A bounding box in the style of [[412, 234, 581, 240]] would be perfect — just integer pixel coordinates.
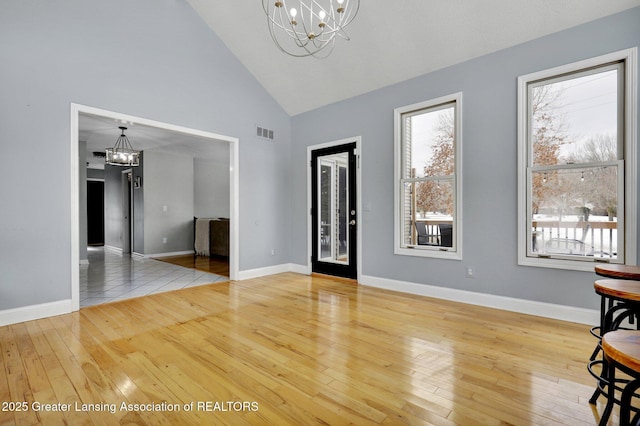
[[415, 109, 454, 216], [566, 133, 618, 219], [530, 84, 567, 215]]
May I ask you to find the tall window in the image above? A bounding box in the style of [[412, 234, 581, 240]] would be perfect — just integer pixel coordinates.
[[518, 49, 637, 270], [394, 93, 462, 259]]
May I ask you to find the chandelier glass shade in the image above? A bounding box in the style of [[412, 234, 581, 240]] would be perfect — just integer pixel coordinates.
[[105, 126, 140, 167], [262, 0, 359, 58]]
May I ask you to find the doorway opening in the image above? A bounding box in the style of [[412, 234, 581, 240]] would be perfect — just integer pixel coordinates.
[[86, 180, 104, 246], [71, 103, 239, 311]]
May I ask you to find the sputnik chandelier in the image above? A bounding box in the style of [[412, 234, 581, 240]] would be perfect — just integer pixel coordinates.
[[105, 126, 140, 167], [262, 0, 360, 58]]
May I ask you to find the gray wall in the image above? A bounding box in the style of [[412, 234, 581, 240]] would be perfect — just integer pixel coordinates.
[[0, 0, 291, 310], [143, 151, 194, 255], [194, 156, 230, 219], [87, 169, 105, 180], [290, 7, 640, 311]]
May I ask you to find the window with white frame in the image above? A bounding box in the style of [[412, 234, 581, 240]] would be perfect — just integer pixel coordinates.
[[394, 93, 462, 259], [517, 48, 637, 270]]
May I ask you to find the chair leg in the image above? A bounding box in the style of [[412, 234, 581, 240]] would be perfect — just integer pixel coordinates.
[[590, 386, 603, 405], [620, 379, 640, 426], [591, 354, 609, 405], [590, 344, 601, 362], [599, 359, 615, 426]]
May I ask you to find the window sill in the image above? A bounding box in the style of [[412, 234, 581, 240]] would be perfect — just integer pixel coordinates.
[[518, 255, 621, 272], [395, 246, 462, 260]]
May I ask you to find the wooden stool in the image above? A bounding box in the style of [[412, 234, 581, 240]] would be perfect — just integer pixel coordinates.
[[589, 280, 640, 405], [596, 265, 640, 280], [600, 331, 640, 425], [595, 279, 640, 335]]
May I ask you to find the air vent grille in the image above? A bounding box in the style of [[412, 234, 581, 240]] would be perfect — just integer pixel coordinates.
[[256, 126, 275, 141]]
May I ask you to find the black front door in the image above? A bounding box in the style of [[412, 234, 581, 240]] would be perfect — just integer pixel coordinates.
[[311, 142, 357, 279]]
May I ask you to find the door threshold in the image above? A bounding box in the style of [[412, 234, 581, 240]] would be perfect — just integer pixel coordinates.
[[311, 272, 357, 284]]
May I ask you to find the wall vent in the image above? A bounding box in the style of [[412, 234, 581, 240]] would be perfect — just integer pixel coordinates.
[[256, 125, 275, 141]]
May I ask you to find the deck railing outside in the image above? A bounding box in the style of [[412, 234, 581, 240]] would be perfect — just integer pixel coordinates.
[[413, 218, 618, 258], [532, 219, 617, 258]]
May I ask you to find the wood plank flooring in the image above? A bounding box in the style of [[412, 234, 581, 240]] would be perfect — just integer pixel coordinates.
[[153, 254, 229, 277], [0, 273, 616, 425]]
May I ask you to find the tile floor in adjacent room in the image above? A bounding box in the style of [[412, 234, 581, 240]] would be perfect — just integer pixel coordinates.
[[80, 247, 228, 307]]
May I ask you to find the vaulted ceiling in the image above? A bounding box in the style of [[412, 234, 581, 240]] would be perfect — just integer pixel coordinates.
[[187, 0, 640, 116]]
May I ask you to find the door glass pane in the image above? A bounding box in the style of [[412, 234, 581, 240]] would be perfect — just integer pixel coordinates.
[[320, 163, 332, 260], [318, 153, 349, 264], [531, 166, 618, 259]]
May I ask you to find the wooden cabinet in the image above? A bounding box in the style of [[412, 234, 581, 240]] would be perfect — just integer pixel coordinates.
[[209, 219, 229, 257]]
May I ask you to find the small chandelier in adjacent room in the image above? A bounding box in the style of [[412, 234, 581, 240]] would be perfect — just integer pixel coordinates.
[[262, 0, 359, 58], [105, 126, 140, 167]]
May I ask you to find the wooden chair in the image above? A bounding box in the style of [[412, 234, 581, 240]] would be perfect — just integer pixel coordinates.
[[600, 330, 640, 425], [414, 221, 439, 246], [439, 223, 453, 247]]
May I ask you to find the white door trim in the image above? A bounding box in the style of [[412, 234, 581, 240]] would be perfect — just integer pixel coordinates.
[[70, 103, 240, 311]]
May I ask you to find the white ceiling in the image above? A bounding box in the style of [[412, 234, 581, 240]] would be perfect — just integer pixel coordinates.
[[80, 113, 229, 169], [186, 0, 640, 116]]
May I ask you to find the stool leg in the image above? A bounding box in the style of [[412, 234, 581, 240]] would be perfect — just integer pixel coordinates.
[[620, 379, 640, 426], [590, 384, 603, 405], [590, 344, 601, 362], [598, 358, 615, 426], [591, 354, 609, 405], [612, 309, 636, 330]]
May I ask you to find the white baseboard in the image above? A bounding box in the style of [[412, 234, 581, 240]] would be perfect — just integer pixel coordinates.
[[289, 263, 311, 275], [361, 275, 599, 325], [104, 245, 123, 254], [238, 266, 596, 324], [104, 247, 196, 259], [238, 263, 293, 280], [0, 268, 596, 328], [145, 250, 194, 258], [0, 299, 73, 327]]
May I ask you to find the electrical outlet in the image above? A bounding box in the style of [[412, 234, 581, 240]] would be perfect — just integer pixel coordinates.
[[466, 267, 474, 278], [162, 237, 167, 244], [270, 248, 276, 256]]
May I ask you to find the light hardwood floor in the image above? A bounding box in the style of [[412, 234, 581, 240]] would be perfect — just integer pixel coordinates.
[[0, 273, 615, 425], [153, 254, 229, 277]]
